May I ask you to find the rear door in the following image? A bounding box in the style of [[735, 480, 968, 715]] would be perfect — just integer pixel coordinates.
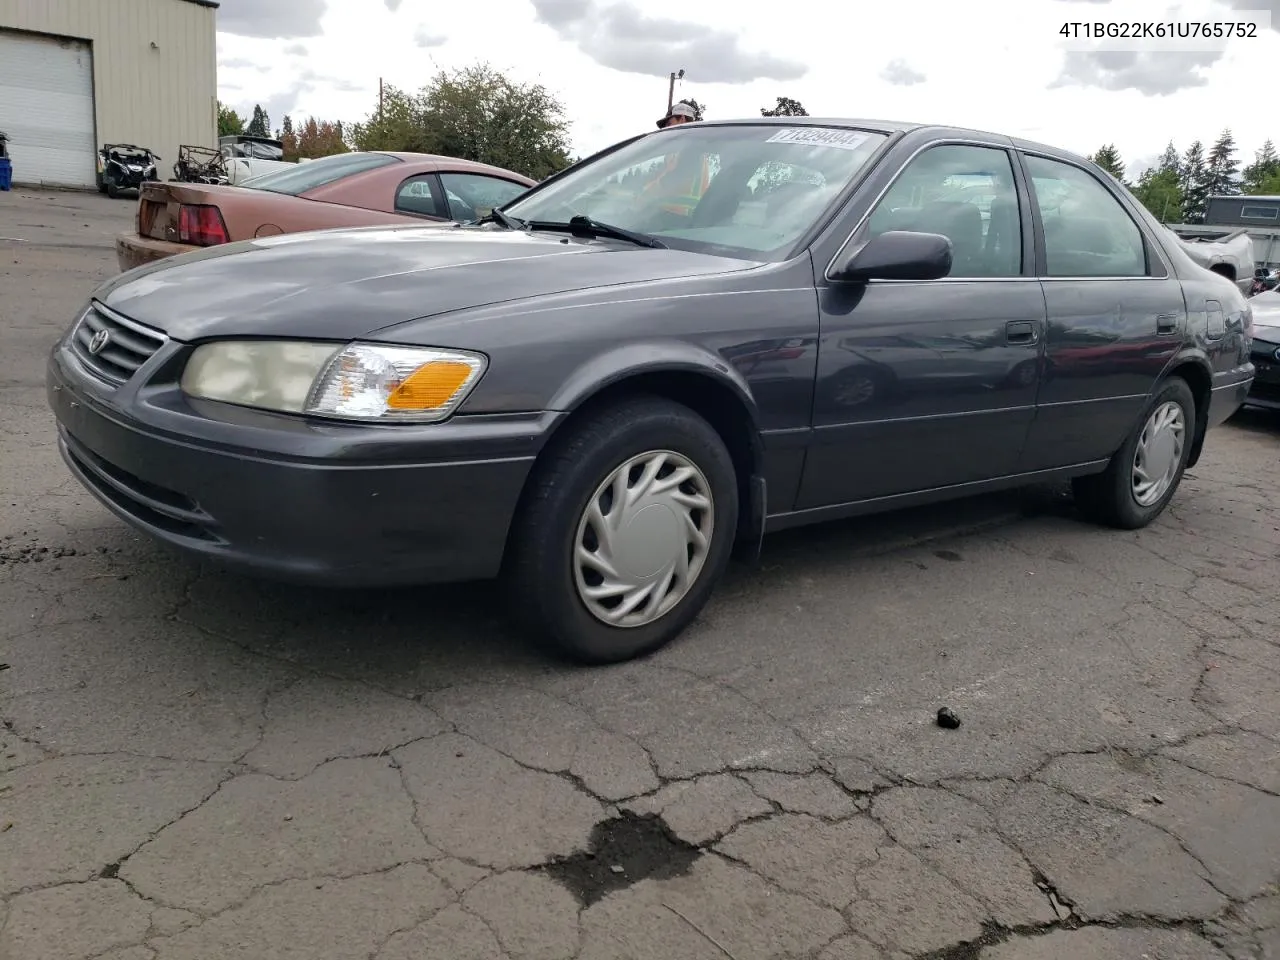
[[1016, 152, 1186, 471]]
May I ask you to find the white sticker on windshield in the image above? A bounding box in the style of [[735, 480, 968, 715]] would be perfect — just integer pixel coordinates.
[[766, 128, 871, 151]]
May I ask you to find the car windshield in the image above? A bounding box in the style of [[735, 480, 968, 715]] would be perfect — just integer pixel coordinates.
[[503, 124, 888, 260], [241, 152, 400, 195]]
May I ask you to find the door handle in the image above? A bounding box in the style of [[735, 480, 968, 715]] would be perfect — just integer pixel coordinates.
[[1156, 313, 1178, 333], [1005, 320, 1038, 344]]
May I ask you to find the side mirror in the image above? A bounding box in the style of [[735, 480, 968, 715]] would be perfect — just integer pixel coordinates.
[[831, 230, 953, 283]]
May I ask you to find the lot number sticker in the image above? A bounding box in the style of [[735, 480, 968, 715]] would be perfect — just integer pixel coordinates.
[[766, 129, 871, 151]]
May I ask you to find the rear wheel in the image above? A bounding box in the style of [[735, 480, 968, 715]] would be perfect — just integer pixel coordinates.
[[505, 396, 738, 664], [1072, 377, 1195, 529]]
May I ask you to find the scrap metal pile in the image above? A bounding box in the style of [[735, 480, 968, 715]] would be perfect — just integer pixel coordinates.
[[172, 144, 228, 185]]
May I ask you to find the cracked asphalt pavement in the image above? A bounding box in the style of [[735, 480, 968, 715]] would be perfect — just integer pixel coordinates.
[[2, 189, 1279, 960]]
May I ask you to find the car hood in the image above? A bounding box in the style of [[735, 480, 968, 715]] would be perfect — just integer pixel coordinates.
[[97, 225, 753, 341], [1252, 291, 1280, 339]]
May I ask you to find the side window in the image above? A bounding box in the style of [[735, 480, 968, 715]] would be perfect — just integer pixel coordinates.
[[864, 144, 1023, 278], [395, 176, 446, 219], [438, 173, 528, 221], [1024, 155, 1147, 277]]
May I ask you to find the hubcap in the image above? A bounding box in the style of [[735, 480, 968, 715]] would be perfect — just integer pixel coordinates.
[[1131, 400, 1185, 507], [573, 450, 715, 628]]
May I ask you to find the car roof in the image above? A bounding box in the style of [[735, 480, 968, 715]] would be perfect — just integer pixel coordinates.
[[687, 116, 1091, 166], [372, 152, 537, 184]]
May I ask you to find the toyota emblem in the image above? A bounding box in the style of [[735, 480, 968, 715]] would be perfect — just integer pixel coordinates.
[[88, 329, 111, 355]]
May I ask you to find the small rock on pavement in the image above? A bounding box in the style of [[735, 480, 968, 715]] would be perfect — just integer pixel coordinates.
[[936, 707, 961, 729]]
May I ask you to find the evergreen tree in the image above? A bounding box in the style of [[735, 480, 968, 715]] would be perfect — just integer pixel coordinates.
[[1205, 128, 1240, 196], [1242, 139, 1280, 194], [245, 104, 271, 138], [1180, 140, 1208, 222], [1157, 141, 1181, 178], [1088, 144, 1126, 182]]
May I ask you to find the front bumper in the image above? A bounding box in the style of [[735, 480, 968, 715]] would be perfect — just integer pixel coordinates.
[[47, 338, 556, 587], [1244, 341, 1280, 410]]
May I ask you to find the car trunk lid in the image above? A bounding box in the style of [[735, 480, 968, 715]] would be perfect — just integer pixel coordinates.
[[137, 182, 240, 244]]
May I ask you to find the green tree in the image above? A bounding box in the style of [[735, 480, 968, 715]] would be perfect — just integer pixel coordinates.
[[1133, 167, 1183, 222], [761, 96, 808, 117], [1205, 128, 1239, 197], [245, 104, 271, 138], [1242, 139, 1280, 194], [1257, 170, 1280, 194], [1180, 140, 1208, 222], [216, 101, 244, 138], [1156, 141, 1181, 179], [1088, 144, 1126, 183], [347, 83, 434, 152], [348, 63, 573, 180]]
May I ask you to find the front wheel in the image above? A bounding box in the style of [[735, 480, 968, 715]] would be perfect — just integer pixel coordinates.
[[1072, 377, 1195, 529], [105, 177, 121, 199], [505, 396, 739, 664]]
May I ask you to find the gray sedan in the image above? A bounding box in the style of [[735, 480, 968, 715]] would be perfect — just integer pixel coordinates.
[[47, 117, 1254, 664]]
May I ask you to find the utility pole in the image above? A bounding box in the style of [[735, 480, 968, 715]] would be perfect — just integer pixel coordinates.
[[667, 68, 685, 112], [379, 77, 384, 124]]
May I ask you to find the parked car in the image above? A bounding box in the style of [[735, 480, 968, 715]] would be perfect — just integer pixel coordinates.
[[218, 135, 298, 184], [1244, 289, 1280, 411], [49, 118, 1254, 664], [115, 152, 536, 271], [97, 144, 160, 198], [1170, 227, 1255, 296]]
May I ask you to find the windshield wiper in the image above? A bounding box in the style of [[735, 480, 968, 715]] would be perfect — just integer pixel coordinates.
[[474, 208, 525, 229], [526, 215, 667, 249]]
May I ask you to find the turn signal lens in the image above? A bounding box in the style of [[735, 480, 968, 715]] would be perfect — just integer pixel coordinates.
[[307, 343, 487, 422], [387, 361, 475, 409]]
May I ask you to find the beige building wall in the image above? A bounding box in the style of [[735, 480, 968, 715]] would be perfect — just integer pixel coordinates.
[[0, 0, 217, 185]]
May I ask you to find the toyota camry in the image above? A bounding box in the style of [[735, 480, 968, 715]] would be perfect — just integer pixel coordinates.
[[48, 117, 1255, 664]]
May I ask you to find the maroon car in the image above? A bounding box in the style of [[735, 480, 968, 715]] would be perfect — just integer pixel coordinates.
[[116, 152, 536, 271]]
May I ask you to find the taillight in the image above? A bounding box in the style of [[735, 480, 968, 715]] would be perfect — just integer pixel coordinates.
[[177, 204, 230, 246]]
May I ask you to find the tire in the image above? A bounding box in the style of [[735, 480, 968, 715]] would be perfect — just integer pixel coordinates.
[[106, 178, 121, 199], [1072, 377, 1196, 529], [96, 172, 107, 194], [505, 395, 739, 664]]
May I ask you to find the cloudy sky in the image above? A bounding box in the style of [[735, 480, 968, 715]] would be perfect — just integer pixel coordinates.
[[214, 0, 1279, 178]]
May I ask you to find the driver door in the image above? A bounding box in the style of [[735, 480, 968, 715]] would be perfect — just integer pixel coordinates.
[[798, 140, 1046, 509]]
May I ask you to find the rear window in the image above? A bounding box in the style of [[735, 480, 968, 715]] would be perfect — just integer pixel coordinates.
[[242, 153, 400, 195]]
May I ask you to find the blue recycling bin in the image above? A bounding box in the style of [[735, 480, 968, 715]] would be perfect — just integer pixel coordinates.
[[0, 158, 11, 191]]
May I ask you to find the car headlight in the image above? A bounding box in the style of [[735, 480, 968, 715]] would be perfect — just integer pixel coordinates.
[[180, 340, 487, 423]]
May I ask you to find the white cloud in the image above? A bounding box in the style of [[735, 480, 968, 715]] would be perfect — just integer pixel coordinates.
[[212, 0, 1280, 168], [880, 60, 926, 86]]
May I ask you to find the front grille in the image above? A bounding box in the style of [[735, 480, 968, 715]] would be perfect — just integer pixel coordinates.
[[69, 302, 166, 385], [1249, 379, 1280, 403]]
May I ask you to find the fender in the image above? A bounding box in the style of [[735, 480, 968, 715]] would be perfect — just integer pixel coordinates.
[[547, 338, 762, 423], [545, 339, 769, 562], [1154, 346, 1214, 468]]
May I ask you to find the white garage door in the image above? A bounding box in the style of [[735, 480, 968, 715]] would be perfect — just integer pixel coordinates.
[[0, 30, 96, 188]]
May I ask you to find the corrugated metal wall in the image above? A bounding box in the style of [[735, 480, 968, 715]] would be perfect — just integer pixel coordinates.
[[0, 0, 216, 183]]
